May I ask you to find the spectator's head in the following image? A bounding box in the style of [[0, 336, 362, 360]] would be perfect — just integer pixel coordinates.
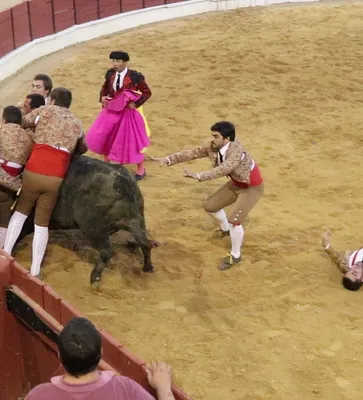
[[31, 74, 53, 98], [342, 260, 363, 291], [50, 88, 72, 108], [109, 51, 129, 73], [2, 106, 22, 125], [23, 93, 45, 114], [210, 121, 236, 151], [58, 317, 102, 378]]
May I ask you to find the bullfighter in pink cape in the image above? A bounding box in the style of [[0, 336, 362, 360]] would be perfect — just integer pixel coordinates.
[[86, 51, 152, 181]]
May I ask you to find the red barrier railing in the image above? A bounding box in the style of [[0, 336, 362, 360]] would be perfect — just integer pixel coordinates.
[[0, 252, 192, 399], [0, 0, 184, 59]]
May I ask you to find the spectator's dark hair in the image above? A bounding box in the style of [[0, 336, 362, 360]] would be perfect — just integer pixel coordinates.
[[2, 106, 22, 125], [105, 68, 116, 80], [210, 121, 236, 141], [26, 93, 45, 110], [50, 87, 72, 108], [342, 277, 362, 291], [58, 317, 102, 377], [33, 74, 53, 94]]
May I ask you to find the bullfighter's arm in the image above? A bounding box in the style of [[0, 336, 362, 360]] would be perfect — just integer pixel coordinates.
[[197, 149, 243, 181], [22, 107, 41, 129], [99, 77, 111, 103], [74, 132, 88, 155], [24, 128, 35, 138], [15, 100, 26, 115], [0, 168, 21, 192], [322, 231, 351, 273], [167, 142, 210, 165], [131, 71, 152, 108]]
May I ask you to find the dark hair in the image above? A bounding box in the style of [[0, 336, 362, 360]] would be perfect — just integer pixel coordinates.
[[210, 121, 236, 141], [109, 51, 130, 62], [58, 317, 102, 377], [33, 74, 53, 94], [26, 93, 45, 110], [2, 106, 22, 125], [50, 87, 72, 108], [342, 277, 362, 291]]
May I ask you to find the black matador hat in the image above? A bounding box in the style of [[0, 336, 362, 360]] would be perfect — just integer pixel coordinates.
[[109, 51, 130, 61]]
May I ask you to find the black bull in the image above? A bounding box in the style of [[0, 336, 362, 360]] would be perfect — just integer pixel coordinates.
[[15, 155, 154, 285]]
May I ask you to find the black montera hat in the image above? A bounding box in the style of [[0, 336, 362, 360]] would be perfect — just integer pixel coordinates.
[[109, 51, 130, 61]]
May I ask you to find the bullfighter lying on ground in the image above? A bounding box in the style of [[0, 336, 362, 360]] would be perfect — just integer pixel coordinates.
[[322, 231, 363, 291]]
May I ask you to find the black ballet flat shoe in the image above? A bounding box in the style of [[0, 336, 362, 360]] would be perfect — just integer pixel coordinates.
[[135, 171, 146, 181]]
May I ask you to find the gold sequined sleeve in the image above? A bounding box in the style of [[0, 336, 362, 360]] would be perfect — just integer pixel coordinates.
[[22, 108, 41, 129], [325, 246, 351, 273]]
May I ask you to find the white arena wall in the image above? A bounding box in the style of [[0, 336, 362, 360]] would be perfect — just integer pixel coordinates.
[[0, 0, 318, 82]]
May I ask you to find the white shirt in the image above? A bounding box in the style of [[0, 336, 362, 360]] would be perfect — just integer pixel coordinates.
[[349, 248, 363, 268], [218, 142, 230, 164], [113, 67, 128, 92]]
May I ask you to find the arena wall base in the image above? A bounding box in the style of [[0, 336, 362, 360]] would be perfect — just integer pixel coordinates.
[[0, 250, 191, 400], [0, 0, 318, 82]]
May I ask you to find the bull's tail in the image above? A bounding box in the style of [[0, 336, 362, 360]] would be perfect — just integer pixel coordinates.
[[114, 218, 154, 272], [114, 218, 152, 249]]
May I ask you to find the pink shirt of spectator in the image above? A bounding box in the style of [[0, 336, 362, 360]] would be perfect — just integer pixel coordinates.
[[25, 370, 156, 400]]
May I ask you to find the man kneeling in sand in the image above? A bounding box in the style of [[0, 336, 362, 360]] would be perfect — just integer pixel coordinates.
[[322, 231, 363, 291]]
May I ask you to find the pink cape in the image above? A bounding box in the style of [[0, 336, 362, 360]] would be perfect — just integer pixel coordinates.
[[86, 90, 150, 164]]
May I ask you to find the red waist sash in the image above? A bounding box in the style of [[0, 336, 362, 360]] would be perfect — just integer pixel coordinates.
[[0, 163, 23, 177], [26, 144, 71, 178], [229, 163, 263, 188]]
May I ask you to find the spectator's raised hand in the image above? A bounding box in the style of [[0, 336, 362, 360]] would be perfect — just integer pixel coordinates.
[[145, 361, 175, 400]]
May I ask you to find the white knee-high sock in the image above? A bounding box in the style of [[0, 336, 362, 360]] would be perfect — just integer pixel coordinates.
[[4, 211, 28, 255], [31, 225, 49, 277], [0, 227, 7, 249], [210, 210, 230, 232], [229, 224, 244, 258]]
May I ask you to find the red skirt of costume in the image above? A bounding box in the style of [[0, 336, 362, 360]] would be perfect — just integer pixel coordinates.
[[86, 90, 150, 165]]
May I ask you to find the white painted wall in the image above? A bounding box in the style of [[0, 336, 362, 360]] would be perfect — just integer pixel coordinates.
[[0, 0, 318, 81]]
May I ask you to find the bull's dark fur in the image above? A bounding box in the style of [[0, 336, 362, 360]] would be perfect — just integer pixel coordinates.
[[17, 155, 154, 285]]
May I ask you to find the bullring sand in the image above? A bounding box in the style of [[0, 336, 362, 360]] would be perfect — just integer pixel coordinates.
[[1, 2, 363, 399]]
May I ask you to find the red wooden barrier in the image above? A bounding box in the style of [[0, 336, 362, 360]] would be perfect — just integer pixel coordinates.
[[28, 0, 54, 39], [0, 10, 14, 58], [0, 251, 192, 400], [12, 3, 32, 48], [0, 0, 173, 58], [53, 0, 76, 33], [144, 0, 165, 8], [99, 0, 121, 19], [74, 0, 99, 24], [122, 0, 144, 13]]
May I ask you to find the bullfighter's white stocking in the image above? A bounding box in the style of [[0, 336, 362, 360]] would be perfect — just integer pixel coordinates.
[[31, 225, 49, 277], [210, 209, 230, 232], [0, 228, 7, 249], [229, 224, 244, 258], [4, 211, 28, 255]]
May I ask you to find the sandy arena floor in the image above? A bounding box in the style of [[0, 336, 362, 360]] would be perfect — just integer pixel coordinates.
[[1, 1, 363, 399]]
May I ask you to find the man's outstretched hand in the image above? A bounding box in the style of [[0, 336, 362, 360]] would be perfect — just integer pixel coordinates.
[[322, 231, 332, 249], [147, 156, 169, 167], [183, 168, 199, 180]]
